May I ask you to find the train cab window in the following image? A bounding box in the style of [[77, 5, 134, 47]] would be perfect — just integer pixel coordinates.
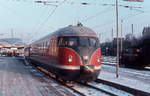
[[79, 37, 89, 47], [58, 37, 78, 47], [89, 38, 97, 47], [89, 38, 100, 47], [79, 37, 100, 47], [58, 37, 100, 48], [68, 37, 77, 47]]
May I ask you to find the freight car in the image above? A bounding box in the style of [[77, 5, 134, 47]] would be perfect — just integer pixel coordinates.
[[25, 24, 102, 82], [120, 35, 150, 68]]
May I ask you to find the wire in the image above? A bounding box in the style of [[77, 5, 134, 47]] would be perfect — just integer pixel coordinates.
[[29, 0, 67, 43], [81, 6, 113, 22], [92, 20, 115, 30], [29, 6, 58, 43], [34, 6, 58, 34], [30, 6, 49, 35], [123, 10, 144, 20]]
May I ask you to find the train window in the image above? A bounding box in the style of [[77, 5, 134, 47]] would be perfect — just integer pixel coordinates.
[[89, 38, 97, 47], [68, 37, 77, 47], [58, 37, 99, 47], [89, 38, 100, 47], [79, 37, 89, 47], [47, 41, 50, 47], [58, 37, 67, 47], [58, 37, 78, 47]]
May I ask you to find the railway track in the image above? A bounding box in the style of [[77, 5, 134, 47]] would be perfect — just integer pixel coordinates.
[[33, 65, 119, 96], [102, 61, 150, 71], [102, 63, 150, 76], [95, 79, 150, 96], [33, 65, 133, 96], [78, 82, 118, 96], [37, 66, 150, 96], [22, 59, 150, 96]]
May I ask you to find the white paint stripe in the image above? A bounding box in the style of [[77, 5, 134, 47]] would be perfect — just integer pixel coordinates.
[[30, 57, 101, 70], [51, 64, 101, 70], [94, 66, 101, 70], [52, 64, 81, 70]]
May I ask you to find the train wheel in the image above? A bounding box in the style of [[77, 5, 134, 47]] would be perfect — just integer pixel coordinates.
[[55, 75, 59, 80]]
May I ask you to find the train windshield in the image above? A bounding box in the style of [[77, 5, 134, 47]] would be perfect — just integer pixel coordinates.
[[58, 36, 78, 47], [79, 37, 99, 47], [58, 36, 100, 47]]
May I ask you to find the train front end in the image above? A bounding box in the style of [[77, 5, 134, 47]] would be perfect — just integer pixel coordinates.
[[58, 36, 101, 82]]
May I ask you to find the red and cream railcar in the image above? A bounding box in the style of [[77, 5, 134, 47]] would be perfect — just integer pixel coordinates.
[[25, 25, 102, 82]]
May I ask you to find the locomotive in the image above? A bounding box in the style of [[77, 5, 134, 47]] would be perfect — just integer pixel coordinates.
[[25, 24, 102, 82]]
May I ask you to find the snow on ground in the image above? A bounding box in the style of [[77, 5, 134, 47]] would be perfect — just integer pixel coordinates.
[[0, 57, 78, 96], [101, 56, 116, 64], [72, 83, 110, 96], [105, 64, 150, 76], [88, 82, 133, 96], [99, 65, 150, 93]]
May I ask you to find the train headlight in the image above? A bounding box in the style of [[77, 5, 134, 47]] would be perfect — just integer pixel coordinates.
[[68, 55, 73, 63], [83, 56, 89, 60], [136, 49, 140, 53], [97, 58, 100, 62]]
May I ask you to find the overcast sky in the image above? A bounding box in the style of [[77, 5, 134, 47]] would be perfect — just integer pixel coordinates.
[[0, 0, 149, 43]]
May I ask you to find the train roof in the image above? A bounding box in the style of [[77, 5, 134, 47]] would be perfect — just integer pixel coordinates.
[[53, 25, 96, 36], [32, 25, 97, 44]]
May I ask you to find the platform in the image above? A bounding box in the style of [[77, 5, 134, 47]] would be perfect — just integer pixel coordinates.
[[0, 57, 76, 96]]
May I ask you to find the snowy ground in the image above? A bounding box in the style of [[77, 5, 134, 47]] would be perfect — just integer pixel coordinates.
[[88, 82, 133, 96], [101, 56, 116, 64], [99, 64, 150, 93], [0, 57, 78, 96], [2, 56, 149, 96]]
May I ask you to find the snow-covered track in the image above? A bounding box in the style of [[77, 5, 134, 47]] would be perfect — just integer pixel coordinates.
[[31, 64, 119, 96], [22, 57, 150, 96], [102, 64, 150, 78], [34, 66, 85, 96], [96, 79, 150, 96], [79, 82, 117, 96], [36, 66, 117, 96]]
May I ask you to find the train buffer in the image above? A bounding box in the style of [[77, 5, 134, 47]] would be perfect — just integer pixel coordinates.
[[0, 56, 76, 96]]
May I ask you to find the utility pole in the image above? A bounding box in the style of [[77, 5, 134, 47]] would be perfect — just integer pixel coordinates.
[[121, 19, 123, 52], [112, 28, 114, 41], [116, 0, 119, 78], [131, 24, 134, 36]]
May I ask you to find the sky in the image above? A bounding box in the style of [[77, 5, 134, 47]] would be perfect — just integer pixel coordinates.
[[0, 0, 149, 43]]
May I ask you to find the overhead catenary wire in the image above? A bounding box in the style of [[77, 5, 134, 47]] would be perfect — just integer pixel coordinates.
[[81, 6, 113, 22], [30, 5, 49, 35], [91, 3, 144, 30], [7, 0, 145, 43], [29, 6, 58, 42], [29, 0, 67, 43]]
